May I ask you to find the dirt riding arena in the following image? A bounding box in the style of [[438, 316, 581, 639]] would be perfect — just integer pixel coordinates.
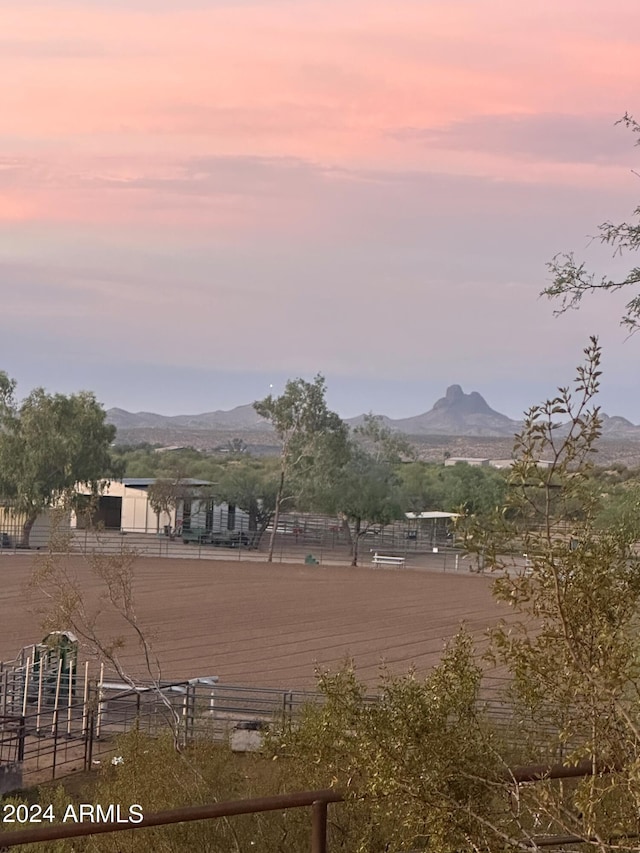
[[1, 554, 510, 690]]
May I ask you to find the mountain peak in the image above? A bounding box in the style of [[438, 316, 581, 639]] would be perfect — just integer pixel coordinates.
[[432, 385, 495, 417], [445, 384, 464, 400]]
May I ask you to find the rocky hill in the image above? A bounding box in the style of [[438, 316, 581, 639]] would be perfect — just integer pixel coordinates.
[[107, 404, 272, 433], [599, 413, 640, 438], [359, 384, 520, 437], [106, 385, 640, 442]]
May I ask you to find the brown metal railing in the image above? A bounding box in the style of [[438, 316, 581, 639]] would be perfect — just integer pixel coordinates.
[[0, 789, 343, 851], [0, 761, 624, 851]]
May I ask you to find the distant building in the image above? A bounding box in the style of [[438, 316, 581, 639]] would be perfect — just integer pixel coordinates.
[[0, 505, 67, 549], [71, 478, 247, 535], [489, 459, 514, 470], [488, 459, 554, 470], [444, 457, 490, 467]]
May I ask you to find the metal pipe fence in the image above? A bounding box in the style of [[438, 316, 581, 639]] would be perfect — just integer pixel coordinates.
[[0, 761, 624, 851], [0, 788, 344, 851], [0, 512, 466, 570], [0, 660, 570, 793], [0, 667, 330, 789]]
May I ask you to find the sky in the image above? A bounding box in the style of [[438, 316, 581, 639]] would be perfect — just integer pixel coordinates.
[[2, 0, 640, 422]]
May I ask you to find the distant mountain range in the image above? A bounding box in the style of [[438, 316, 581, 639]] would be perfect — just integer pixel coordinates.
[[107, 385, 640, 440], [107, 404, 272, 433]]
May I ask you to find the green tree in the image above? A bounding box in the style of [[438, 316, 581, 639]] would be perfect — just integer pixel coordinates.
[[543, 114, 640, 330], [254, 375, 347, 562], [441, 462, 507, 516], [112, 444, 160, 477], [399, 461, 448, 514], [147, 477, 190, 534], [0, 375, 120, 547], [594, 480, 640, 536], [327, 446, 404, 567], [399, 460, 507, 519], [353, 412, 414, 463], [308, 416, 407, 566], [218, 458, 280, 548], [225, 436, 249, 456]]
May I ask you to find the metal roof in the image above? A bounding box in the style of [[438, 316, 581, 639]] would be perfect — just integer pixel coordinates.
[[121, 478, 214, 487]]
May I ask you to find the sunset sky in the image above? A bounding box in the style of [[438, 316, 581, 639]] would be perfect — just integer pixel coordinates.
[[2, 0, 639, 420]]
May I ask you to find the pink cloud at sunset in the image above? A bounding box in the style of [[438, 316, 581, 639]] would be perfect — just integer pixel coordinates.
[[2, 1, 637, 158]]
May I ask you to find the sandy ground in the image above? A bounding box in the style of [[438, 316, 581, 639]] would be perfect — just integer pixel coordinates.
[[1, 554, 509, 690]]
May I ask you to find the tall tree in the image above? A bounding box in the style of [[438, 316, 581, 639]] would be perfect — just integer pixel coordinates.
[[543, 114, 640, 330], [0, 373, 120, 546], [311, 416, 409, 566], [253, 375, 347, 562], [147, 476, 197, 535], [218, 458, 280, 549], [333, 445, 405, 566]]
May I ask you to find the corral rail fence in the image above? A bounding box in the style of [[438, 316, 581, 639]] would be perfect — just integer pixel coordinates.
[[0, 659, 565, 790], [0, 662, 324, 786], [0, 513, 467, 568]]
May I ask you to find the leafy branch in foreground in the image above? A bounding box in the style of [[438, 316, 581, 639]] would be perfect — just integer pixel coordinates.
[[487, 337, 640, 849], [543, 113, 640, 331], [269, 632, 513, 853]]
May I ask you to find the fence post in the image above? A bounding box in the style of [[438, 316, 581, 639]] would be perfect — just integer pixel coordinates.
[[66, 659, 74, 737], [84, 709, 94, 771], [189, 682, 197, 741], [1, 668, 8, 717], [81, 662, 89, 737], [96, 664, 105, 739], [36, 653, 45, 735], [311, 799, 328, 853], [22, 656, 32, 718], [281, 691, 294, 729], [51, 658, 63, 736], [17, 716, 25, 762]]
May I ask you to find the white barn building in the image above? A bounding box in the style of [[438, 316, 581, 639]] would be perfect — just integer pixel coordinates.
[[71, 478, 248, 535]]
